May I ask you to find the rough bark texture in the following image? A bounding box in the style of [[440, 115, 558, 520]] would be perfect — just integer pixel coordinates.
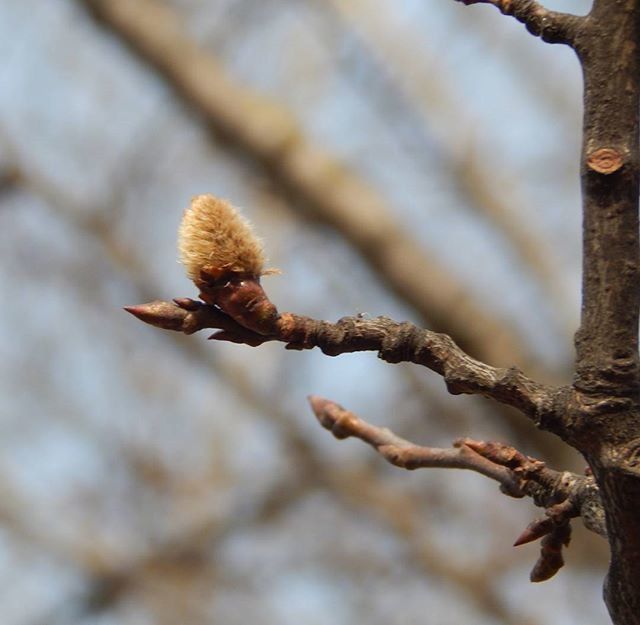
[[125, 299, 560, 424], [457, 2, 640, 620], [573, 3, 640, 399], [569, 3, 640, 623]]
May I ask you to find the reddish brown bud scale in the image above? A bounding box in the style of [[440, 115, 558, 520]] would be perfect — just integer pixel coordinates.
[[513, 517, 554, 546], [201, 275, 278, 335]]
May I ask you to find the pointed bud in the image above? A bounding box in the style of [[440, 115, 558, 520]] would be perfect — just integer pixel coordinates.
[[513, 517, 553, 546], [124, 301, 189, 331]]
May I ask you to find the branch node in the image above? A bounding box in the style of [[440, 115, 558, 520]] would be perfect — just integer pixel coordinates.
[[586, 147, 626, 175], [529, 522, 571, 582]]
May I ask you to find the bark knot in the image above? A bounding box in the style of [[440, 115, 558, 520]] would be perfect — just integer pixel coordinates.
[[586, 147, 625, 175]]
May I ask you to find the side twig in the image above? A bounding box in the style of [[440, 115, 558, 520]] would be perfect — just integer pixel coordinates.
[[456, 0, 583, 46], [308, 395, 605, 581]]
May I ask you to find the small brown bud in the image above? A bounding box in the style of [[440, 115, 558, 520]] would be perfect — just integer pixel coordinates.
[[513, 517, 553, 546], [205, 275, 279, 335]]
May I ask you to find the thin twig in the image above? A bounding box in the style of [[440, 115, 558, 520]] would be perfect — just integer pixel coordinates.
[[309, 396, 525, 494], [125, 298, 561, 428], [307, 395, 605, 580]]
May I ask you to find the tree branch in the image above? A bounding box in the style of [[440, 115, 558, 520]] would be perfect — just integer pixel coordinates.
[[308, 395, 605, 581], [456, 0, 583, 46], [571, 6, 640, 400], [567, 6, 640, 621], [126, 298, 562, 429]]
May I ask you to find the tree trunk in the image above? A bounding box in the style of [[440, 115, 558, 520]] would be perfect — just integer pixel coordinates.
[[571, 3, 640, 623]]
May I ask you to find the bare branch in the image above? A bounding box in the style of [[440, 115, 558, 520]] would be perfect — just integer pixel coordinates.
[[308, 395, 605, 580], [126, 298, 561, 427], [309, 396, 524, 494], [456, 0, 583, 46], [1, 135, 569, 619]]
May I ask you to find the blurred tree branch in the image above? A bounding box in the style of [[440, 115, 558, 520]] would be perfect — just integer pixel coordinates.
[[80, 0, 548, 374], [72, 0, 595, 482], [78, 0, 584, 470], [321, 0, 574, 331]]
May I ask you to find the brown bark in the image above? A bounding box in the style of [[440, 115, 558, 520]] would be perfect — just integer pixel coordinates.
[[125, 298, 560, 423], [569, 4, 640, 623], [481, 1, 640, 621]]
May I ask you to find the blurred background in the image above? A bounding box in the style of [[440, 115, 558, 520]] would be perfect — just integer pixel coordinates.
[[0, 0, 608, 624]]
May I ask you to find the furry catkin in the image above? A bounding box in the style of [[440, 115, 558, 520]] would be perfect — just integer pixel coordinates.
[[178, 195, 266, 282]]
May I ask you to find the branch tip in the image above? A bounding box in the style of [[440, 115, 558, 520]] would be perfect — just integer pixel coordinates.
[[513, 517, 554, 546], [123, 301, 186, 331], [308, 395, 334, 416]]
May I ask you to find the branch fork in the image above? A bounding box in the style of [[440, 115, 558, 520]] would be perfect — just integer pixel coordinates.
[[123, 192, 600, 587], [308, 396, 604, 582], [126, 280, 605, 582]]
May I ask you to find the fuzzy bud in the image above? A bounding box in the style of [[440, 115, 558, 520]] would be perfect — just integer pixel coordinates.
[[178, 194, 279, 335], [178, 194, 268, 282]]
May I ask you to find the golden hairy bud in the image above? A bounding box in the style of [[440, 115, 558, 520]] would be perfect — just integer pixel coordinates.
[[177, 194, 279, 335], [178, 194, 268, 282]]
